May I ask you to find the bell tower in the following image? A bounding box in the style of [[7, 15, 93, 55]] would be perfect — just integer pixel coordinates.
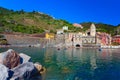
[[90, 23, 96, 36]]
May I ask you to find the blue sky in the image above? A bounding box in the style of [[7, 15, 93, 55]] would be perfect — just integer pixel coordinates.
[[0, 0, 120, 26]]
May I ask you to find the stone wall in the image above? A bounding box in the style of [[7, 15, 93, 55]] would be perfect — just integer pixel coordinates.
[[4, 34, 47, 46]]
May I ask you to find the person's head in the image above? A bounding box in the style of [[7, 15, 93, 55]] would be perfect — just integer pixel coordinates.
[[2, 49, 20, 69]]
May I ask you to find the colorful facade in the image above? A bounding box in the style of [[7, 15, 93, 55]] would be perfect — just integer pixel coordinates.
[[45, 33, 55, 39], [96, 32, 111, 45], [112, 35, 120, 44]]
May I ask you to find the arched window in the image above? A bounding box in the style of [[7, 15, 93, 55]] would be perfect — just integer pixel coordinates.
[[87, 32, 90, 36]]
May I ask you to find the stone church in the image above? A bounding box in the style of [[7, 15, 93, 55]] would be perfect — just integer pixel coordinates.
[[82, 23, 96, 47], [65, 23, 97, 47]]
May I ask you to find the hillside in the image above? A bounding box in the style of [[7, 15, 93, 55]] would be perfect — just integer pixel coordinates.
[[0, 7, 119, 35], [0, 7, 74, 34], [80, 22, 117, 35]]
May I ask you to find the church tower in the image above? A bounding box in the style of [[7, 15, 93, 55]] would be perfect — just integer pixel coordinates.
[[90, 23, 96, 36]]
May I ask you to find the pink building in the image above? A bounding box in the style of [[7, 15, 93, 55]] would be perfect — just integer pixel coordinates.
[[112, 35, 120, 44], [96, 32, 111, 45]]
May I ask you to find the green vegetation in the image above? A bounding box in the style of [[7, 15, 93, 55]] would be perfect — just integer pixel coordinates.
[[80, 22, 117, 35], [0, 7, 74, 34], [0, 7, 119, 35], [0, 39, 8, 45], [0, 34, 8, 45]]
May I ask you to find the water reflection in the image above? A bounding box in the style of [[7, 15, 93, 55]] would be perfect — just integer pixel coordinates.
[[0, 47, 120, 80], [43, 48, 120, 80]]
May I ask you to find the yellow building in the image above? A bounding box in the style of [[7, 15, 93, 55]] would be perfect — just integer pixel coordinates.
[[45, 33, 55, 39]]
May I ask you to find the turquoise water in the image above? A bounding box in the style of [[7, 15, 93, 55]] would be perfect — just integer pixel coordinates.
[[0, 47, 120, 80]]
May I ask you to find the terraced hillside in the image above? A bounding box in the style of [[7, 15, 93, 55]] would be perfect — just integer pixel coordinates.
[[0, 7, 74, 34]]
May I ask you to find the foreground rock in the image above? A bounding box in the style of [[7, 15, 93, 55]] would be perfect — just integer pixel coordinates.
[[0, 49, 44, 80]]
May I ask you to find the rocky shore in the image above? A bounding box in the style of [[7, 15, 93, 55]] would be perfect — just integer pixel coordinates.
[[0, 49, 45, 80]]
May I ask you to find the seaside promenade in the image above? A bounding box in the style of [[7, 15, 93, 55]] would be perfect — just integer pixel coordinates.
[[0, 34, 119, 49]]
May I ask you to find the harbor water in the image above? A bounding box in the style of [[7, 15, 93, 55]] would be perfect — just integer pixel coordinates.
[[0, 47, 120, 80]]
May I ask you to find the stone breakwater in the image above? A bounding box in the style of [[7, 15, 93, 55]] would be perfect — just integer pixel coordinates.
[[5, 34, 40, 45], [4, 34, 47, 47], [0, 49, 45, 80]]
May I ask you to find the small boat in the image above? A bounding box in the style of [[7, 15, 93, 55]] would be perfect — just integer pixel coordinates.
[[64, 47, 67, 50], [98, 48, 102, 51]]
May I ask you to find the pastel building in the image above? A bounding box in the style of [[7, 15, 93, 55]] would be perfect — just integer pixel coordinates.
[[62, 26, 68, 31], [64, 23, 97, 47], [96, 32, 111, 45], [112, 35, 120, 44], [82, 23, 96, 45], [57, 23, 112, 47], [65, 33, 83, 47], [45, 33, 55, 39], [56, 29, 64, 34]]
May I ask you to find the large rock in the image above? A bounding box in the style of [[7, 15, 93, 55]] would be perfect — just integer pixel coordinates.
[[1, 49, 20, 69], [0, 64, 9, 80], [0, 49, 44, 80]]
